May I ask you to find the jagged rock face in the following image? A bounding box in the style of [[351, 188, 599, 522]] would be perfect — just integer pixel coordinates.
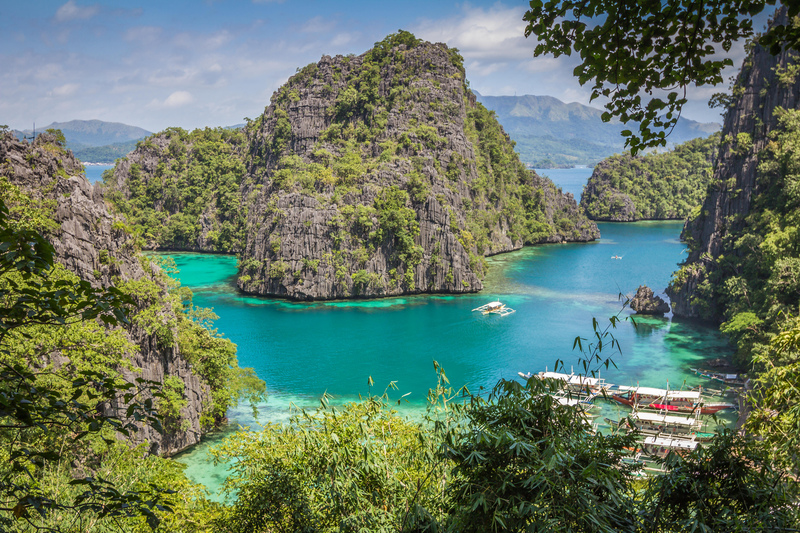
[[0, 132, 210, 456], [630, 285, 670, 315], [238, 37, 598, 300], [581, 169, 638, 221], [667, 9, 800, 319]]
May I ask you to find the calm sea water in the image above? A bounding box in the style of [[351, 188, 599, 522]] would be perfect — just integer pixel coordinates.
[[171, 169, 734, 495], [83, 164, 113, 184], [535, 167, 593, 201]]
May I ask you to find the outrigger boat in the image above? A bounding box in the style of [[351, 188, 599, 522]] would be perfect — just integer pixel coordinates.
[[691, 368, 745, 387], [609, 409, 704, 438], [639, 435, 699, 459], [472, 301, 515, 317], [610, 385, 734, 415]]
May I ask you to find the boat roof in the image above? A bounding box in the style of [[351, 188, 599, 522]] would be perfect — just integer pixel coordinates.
[[539, 371, 603, 386], [643, 436, 699, 450], [633, 411, 699, 426], [616, 385, 701, 399]]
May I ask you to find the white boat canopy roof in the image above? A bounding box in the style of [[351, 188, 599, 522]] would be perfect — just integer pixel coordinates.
[[538, 371, 603, 386], [616, 385, 701, 400], [643, 435, 699, 450], [633, 411, 699, 426]]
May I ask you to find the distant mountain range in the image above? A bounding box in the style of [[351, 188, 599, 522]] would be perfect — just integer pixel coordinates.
[[14, 120, 152, 163], [12, 101, 719, 167], [474, 92, 720, 168]]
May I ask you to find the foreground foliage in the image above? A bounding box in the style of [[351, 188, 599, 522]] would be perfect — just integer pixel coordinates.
[[524, 1, 799, 153]]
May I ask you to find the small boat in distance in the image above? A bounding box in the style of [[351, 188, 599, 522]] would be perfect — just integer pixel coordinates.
[[472, 301, 516, 317]]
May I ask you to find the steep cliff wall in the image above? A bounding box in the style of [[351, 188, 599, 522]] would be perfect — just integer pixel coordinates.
[[667, 8, 800, 323], [580, 134, 718, 221], [1, 131, 212, 456], [237, 33, 598, 300]]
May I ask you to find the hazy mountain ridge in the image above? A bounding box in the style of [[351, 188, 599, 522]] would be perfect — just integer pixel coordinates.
[[474, 92, 720, 167]]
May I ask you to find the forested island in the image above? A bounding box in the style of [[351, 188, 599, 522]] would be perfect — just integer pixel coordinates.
[[2, 4, 800, 531], [103, 32, 597, 300], [580, 134, 718, 221]]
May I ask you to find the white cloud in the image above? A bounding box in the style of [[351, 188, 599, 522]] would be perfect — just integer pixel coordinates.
[[55, 1, 99, 23], [49, 83, 80, 97], [520, 57, 563, 74], [413, 5, 530, 61], [301, 16, 329, 34], [163, 91, 194, 107], [331, 32, 356, 47]]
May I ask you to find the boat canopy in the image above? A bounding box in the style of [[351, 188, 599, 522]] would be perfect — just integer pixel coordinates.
[[643, 435, 699, 451], [616, 385, 701, 400], [538, 371, 603, 387], [632, 411, 699, 426]]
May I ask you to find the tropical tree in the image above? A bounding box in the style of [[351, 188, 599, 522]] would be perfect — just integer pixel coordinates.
[[0, 197, 172, 531], [523, 0, 800, 153]]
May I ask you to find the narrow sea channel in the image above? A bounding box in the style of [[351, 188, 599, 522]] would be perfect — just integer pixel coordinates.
[[171, 168, 734, 496]]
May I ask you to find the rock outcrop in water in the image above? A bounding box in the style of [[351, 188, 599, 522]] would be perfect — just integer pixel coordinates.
[[1, 131, 213, 456], [630, 285, 670, 315], [106, 32, 599, 301], [666, 8, 800, 321]]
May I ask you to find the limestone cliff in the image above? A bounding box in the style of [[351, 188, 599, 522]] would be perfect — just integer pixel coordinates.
[[237, 33, 598, 299], [104, 127, 246, 252], [1, 131, 211, 456], [106, 33, 598, 301], [666, 8, 800, 321]]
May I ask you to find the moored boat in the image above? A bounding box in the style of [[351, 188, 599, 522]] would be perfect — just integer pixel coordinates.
[[691, 368, 745, 387], [610, 385, 734, 415], [613, 409, 704, 438], [472, 301, 515, 316], [639, 435, 699, 459]]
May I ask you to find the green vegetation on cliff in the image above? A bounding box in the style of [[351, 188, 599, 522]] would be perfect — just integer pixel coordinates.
[[581, 134, 719, 221], [670, 110, 800, 365], [0, 132, 264, 530], [104, 127, 247, 252]]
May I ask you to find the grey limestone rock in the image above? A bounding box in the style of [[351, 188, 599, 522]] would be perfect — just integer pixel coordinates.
[[630, 285, 670, 315], [666, 8, 800, 319], [238, 38, 598, 300]]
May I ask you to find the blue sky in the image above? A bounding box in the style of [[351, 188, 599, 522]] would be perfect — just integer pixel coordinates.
[[1, 1, 758, 132]]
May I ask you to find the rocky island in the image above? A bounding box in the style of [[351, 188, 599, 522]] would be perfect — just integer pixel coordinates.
[[580, 134, 718, 221], [104, 32, 598, 300]]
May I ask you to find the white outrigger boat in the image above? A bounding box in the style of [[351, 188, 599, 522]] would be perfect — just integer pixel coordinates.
[[472, 301, 515, 317], [518, 370, 612, 395], [609, 409, 706, 439], [609, 384, 735, 415], [639, 435, 699, 459]]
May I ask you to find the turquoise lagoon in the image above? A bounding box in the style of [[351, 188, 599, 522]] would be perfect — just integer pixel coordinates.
[[172, 169, 734, 494]]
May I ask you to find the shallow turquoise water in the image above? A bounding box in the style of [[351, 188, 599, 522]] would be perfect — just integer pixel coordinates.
[[170, 222, 726, 408], [171, 169, 734, 496]]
